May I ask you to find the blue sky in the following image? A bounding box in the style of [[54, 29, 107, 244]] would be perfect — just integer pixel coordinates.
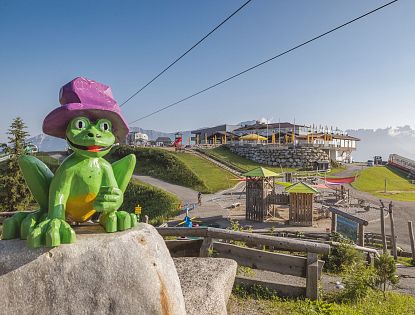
[[0, 0, 413, 142]]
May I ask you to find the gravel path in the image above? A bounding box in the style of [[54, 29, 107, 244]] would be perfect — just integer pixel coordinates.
[[331, 164, 415, 251]]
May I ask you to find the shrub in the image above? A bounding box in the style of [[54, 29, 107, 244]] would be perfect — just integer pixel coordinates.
[[339, 262, 377, 302], [374, 253, 399, 298], [110, 146, 207, 191], [323, 242, 364, 273], [121, 179, 181, 225]]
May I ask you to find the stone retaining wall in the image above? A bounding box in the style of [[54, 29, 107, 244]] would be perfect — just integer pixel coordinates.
[[227, 144, 329, 169]]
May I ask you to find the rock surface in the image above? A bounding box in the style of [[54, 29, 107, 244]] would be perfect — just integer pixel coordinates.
[[0, 224, 186, 315], [174, 257, 237, 315], [227, 144, 329, 169]]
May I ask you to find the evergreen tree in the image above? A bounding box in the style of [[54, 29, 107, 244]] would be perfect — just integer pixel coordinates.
[[0, 117, 31, 211]]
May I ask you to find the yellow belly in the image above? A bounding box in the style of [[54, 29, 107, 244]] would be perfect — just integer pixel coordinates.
[[66, 193, 97, 222]]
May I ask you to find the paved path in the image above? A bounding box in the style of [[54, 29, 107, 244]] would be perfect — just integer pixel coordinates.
[[134, 175, 245, 226]]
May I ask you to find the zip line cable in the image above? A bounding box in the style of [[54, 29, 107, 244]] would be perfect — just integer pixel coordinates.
[[120, 0, 253, 107], [128, 0, 398, 125]]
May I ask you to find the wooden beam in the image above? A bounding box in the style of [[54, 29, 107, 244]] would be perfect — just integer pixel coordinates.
[[380, 200, 388, 254], [213, 242, 325, 277], [408, 221, 415, 262], [388, 202, 397, 260], [331, 213, 337, 233], [199, 237, 213, 257], [306, 252, 319, 300], [157, 227, 330, 255], [358, 224, 365, 247], [235, 276, 306, 298]]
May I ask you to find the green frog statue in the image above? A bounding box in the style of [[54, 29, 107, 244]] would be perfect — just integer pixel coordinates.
[[2, 77, 136, 248]]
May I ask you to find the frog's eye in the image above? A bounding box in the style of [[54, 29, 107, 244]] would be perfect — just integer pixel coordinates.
[[74, 119, 88, 130], [99, 120, 111, 132]]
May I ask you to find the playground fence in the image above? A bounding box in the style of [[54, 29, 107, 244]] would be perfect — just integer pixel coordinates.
[[157, 226, 329, 300]]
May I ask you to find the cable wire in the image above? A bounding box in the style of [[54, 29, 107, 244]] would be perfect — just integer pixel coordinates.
[[120, 0, 253, 107], [129, 0, 398, 124]]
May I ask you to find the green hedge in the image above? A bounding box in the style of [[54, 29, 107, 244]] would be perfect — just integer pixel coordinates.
[[121, 179, 181, 225], [110, 146, 207, 191]]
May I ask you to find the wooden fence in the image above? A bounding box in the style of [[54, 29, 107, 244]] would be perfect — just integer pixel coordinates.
[[157, 227, 330, 300]]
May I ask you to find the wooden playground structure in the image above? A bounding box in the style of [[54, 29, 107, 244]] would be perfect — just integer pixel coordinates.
[[243, 167, 320, 226]]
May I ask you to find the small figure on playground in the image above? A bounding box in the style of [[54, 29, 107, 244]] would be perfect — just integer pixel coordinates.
[[198, 192, 202, 206]]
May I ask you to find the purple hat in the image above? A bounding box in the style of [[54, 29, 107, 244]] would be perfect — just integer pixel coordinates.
[[43, 77, 129, 141]]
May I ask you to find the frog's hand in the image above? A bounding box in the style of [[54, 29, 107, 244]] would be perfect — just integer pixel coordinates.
[[18, 155, 53, 210], [112, 154, 136, 193]]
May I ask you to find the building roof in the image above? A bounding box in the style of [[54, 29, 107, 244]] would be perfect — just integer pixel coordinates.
[[155, 137, 172, 142], [235, 122, 305, 132], [295, 133, 360, 141], [242, 167, 280, 177], [285, 182, 318, 194]]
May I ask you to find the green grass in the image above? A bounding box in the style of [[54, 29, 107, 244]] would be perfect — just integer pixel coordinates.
[[352, 166, 415, 201], [110, 146, 237, 194], [201, 146, 294, 173], [397, 256, 414, 267], [229, 290, 415, 315], [121, 179, 181, 225], [173, 152, 238, 193]]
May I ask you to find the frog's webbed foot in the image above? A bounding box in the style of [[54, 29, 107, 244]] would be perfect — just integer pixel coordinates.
[[2, 210, 46, 240], [99, 211, 137, 233], [27, 218, 76, 248]]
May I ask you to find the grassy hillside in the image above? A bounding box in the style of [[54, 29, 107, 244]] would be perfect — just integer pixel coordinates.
[[201, 146, 288, 173], [352, 166, 415, 201], [121, 179, 181, 225], [110, 146, 236, 193], [174, 152, 237, 192]]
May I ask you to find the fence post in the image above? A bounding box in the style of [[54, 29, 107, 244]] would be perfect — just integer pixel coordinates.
[[199, 237, 213, 257], [380, 200, 387, 254], [389, 202, 397, 260], [144, 215, 149, 224], [331, 213, 337, 233], [306, 252, 319, 300], [408, 221, 415, 262], [358, 224, 365, 247]]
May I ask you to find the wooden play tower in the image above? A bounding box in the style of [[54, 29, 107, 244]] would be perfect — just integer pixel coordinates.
[[243, 167, 279, 222], [285, 182, 318, 226]]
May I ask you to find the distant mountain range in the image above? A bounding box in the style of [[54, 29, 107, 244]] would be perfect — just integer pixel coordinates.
[[28, 125, 415, 162], [347, 125, 415, 162], [28, 128, 193, 152]]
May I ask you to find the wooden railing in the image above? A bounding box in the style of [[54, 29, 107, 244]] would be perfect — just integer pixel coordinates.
[[157, 227, 330, 300]]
